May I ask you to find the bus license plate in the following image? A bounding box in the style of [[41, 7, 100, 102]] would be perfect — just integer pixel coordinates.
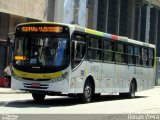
[[31, 83, 40, 87]]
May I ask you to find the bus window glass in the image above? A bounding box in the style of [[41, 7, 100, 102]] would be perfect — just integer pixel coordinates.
[[117, 43, 124, 52], [142, 48, 148, 66], [89, 49, 101, 60], [149, 48, 154, 67], [88, 37, 102, 60], [71, 33, 86, 69], [76, 42, 85, 60], [134, 47, 141, 65], [128, 45, 134, 64], [103, 40, 114, 62], [89, 37, 98, 48], [115, 43, 126, 63]]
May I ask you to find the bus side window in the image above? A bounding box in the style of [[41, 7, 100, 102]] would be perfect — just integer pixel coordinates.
[[128, 45, 134, 65], [134, 47, 141, 65], [142, 48, 148, 66], [88, 37, 102, 60], [149, 48, 154, 67], [71, 33, 86, 69], [115, 43, 126, 63], [103, 39, 114, 62], [75, 42, 85, 60]]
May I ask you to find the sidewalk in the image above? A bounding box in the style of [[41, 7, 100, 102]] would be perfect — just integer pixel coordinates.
[[0, 87, 26, 94]]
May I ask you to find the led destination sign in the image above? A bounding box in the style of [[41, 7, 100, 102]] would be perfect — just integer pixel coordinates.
[[20, 26, 63, 33]]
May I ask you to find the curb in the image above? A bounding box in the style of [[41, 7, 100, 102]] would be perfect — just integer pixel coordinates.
[[0, 91, 27, 94], [0, 88, 27, 94]]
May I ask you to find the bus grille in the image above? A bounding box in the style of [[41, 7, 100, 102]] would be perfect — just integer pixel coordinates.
[[22, 77, 50, 81], [23, 83, 49, 89]]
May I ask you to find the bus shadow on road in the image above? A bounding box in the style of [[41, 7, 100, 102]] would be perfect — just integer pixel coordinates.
[[3, 95, 148, 108], [92, 95, 148, 103]]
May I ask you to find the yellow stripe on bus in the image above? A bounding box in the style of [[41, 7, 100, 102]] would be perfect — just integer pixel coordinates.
[[13, 68, 63, 80]]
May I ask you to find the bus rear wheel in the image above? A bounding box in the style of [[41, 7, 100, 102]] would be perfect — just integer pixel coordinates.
[[32, 93, 46, 103], [120, 82, 136, 98], [81, 80, 93, 103], [128, 81, 136, 98]]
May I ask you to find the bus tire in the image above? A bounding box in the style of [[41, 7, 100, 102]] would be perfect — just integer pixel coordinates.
[[120, 81, 136, 98], [128, 81, 136, 98], [81, 80, 93, 103], [32, 93, 46, 103]]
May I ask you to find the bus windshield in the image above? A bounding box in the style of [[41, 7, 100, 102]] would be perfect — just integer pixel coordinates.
[[13, 35, 69, 72]]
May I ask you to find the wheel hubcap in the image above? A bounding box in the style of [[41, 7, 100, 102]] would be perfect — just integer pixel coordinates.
[[84, 86, 91, 98]]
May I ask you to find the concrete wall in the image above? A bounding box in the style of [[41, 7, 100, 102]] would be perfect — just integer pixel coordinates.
[[0, 13, 9, 38], [54, 0, 64, 23], [0, 0, 45, 20], [9, 15, 26, 33], [53, 0, 87, 27]]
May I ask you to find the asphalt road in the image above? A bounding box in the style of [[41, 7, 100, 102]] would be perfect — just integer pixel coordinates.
[[0, 87, 160, 120]]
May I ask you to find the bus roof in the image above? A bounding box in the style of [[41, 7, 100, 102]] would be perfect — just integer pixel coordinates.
[[16, 22, 155, 48]]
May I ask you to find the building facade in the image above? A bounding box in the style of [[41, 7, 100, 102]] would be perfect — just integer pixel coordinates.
[[0, 0, 45, 76], [47, 0, 160, 55]]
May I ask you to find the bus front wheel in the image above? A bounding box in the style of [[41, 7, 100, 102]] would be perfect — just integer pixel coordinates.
[[32, 93, 46, 103], [81, 80, 93, 103]]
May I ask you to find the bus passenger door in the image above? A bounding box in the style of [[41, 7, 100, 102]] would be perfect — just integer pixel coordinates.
[[70, 33, 86, 93]]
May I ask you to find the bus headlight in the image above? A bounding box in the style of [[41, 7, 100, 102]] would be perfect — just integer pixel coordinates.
[[12, 74, 22, 81], [62, 72, 68, 79]]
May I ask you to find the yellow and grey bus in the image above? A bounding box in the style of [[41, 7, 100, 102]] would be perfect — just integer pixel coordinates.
[[11, 22, 156, 103]]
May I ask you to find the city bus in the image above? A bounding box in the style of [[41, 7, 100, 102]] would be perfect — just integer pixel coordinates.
[[11, 22, 156, 103]]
